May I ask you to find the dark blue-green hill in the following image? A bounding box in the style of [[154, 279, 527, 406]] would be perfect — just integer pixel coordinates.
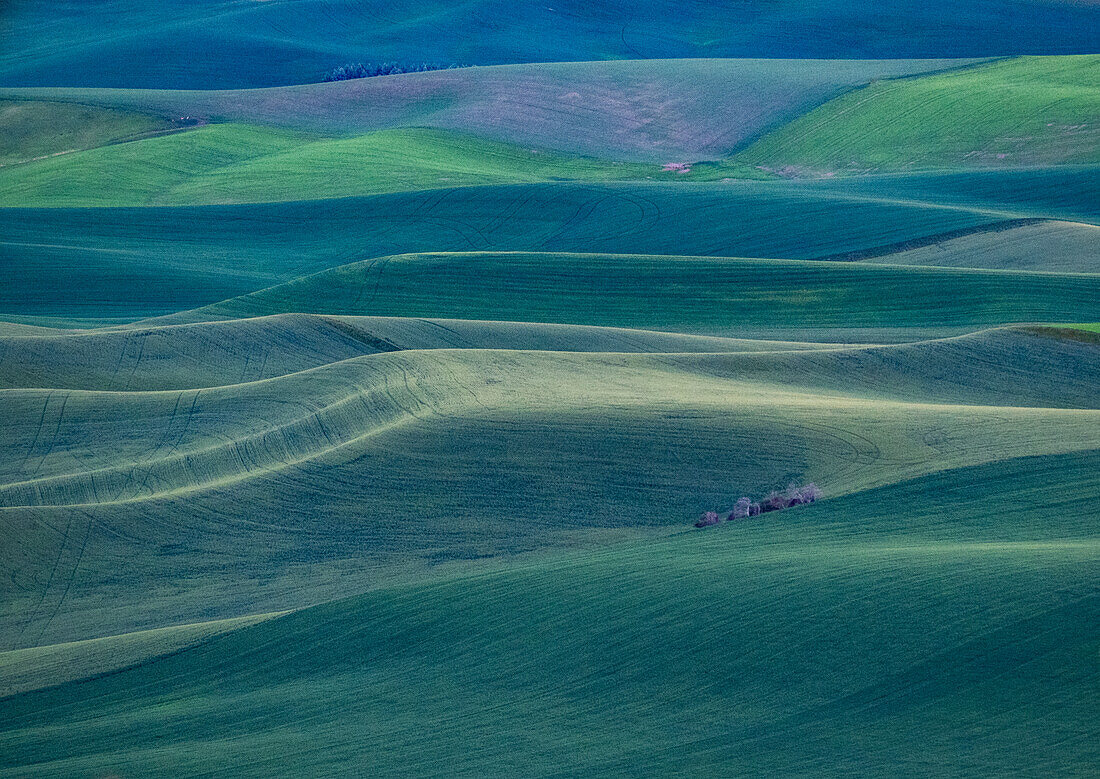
[[1, 1, 1098, 88]]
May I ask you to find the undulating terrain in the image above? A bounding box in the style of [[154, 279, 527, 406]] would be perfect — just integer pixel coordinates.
[[0, 3, 1097, 776]]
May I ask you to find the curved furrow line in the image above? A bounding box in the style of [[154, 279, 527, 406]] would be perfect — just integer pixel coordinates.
[[0, 354, 490, 508]]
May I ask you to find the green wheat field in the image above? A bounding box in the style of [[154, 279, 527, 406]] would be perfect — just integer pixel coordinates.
[[0, 2, 1098, 775]]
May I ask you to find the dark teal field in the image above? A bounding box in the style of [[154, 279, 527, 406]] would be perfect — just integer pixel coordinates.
[[0, 5, 1097, 777]]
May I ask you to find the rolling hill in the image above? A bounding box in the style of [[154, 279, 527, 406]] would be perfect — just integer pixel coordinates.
[[3, 56, 1097, 209], [739, 55, 1100, 173], [2, 324, 1098, 649], [1, 448, 1096, 775], [2, 2, 1097, 88], [1, 4, 1097, 774], [0, 126, 666, 208], [860, 220, 1099, 273], [0, 314, 837, 392], [0, 58, 982, 161], [0, 123, 660, 205], [810, 165, 1100, 224], [177, 250, 1100, 337], [3, 175, 1077, 324], [0, 99, 180, 167]]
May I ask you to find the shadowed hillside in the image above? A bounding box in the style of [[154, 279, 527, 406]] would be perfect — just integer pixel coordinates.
[[2, 2, 1097, 88], [1, 449, 1096, 775], [5, 176, 1084, 324], [861, 220, 1100, 272], [2, 329, 1098, 649], [181, 251, 1100, 336]]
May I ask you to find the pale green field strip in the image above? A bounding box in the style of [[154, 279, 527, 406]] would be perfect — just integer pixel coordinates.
[[860, 219, 1100, 272], [0, 314, 841, 391], [0, 612, 283, 698], [738, 55, 1100, 172], [0, 126, 668, 207], [0, 99, 177, 167], [2, 331, 1098, 511]]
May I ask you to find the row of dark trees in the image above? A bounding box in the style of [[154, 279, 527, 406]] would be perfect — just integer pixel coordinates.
[[695, 483, 822, 528], [322, 62, 466, 82]]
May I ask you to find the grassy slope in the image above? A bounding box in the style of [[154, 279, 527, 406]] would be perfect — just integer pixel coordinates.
[[1, 1, 1096, 88], [6, 56, 1097, 205], [2, 330, 1098, 645], [0, 124, 307, 207], [0, 99, 175, 167], [1, 30, 1097, 773], [11, 340, 1100, 507], [862, 220, 1100, 273], [0, 613, 280, 698], [0, 314, 836, 392], [0, 59, 981, 162], [0, 125, 668, 207], [0, 180, 1016, 322], [813, 166, 1100, 223], [0, 449, 1096, 776], [739, 55, 1100, 172], [187, 251, 1100, 335]]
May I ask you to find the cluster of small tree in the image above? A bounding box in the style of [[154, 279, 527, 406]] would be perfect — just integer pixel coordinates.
[[322, 62, 466, 82], [695, 483, 822, 528]]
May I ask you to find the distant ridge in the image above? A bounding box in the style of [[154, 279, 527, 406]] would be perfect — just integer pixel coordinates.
[[1, 1, 1097, 88]]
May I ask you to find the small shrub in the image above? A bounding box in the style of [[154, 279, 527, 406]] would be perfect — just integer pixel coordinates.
[[694, 483, 820, 527], [761, 491, 790, 512], [729, 497, 753, 520], [784, 483, 822, 506], [695, 511, 721, 528]]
